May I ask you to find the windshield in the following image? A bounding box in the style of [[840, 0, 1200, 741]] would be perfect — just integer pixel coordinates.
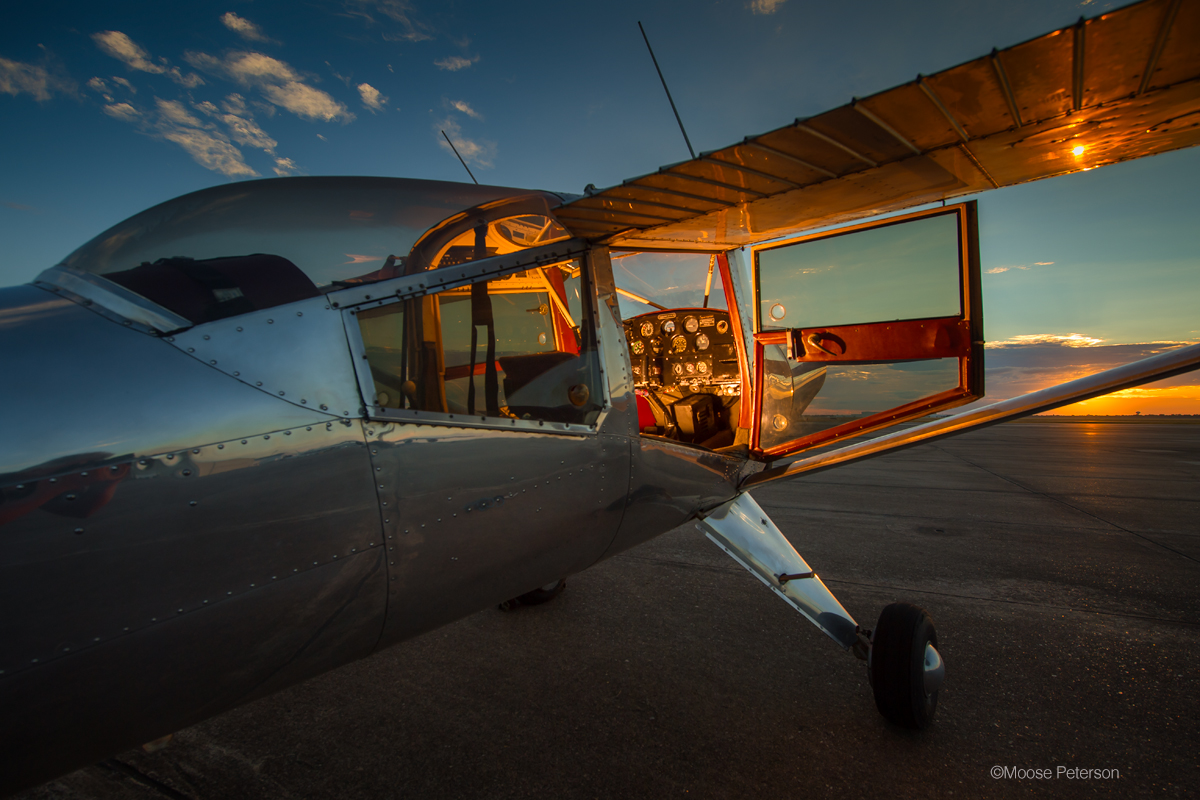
[[611, 251, 727, 318], [58, 177, 545, 290]]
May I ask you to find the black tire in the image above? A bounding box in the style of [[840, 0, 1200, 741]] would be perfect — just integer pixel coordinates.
[[870, 602, 941, 729], [497, 579, 566, 611]]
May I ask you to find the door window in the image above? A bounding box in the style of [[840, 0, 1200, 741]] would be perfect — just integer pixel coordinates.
[[750, 202, 982, 457], [355, 259, 603, 428]]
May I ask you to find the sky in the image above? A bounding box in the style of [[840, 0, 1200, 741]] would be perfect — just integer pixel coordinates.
[[2, 0, 1197, 414]]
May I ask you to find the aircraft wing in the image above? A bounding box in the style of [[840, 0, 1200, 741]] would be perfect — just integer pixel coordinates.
[[555, 0, 1200, 249]]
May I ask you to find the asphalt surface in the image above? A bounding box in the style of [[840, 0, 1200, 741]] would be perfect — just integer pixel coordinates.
[[18, 423, 1200, 799]]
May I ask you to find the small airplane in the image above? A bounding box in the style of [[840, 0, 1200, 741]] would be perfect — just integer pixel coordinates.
[[2, 0, 1198, 792]]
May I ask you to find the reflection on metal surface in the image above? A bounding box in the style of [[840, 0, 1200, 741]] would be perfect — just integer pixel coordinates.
[[697, 493, 858, 649], [364, 422, 629, 646], [558, 0, 1200, 248], [0, 286, 329, 480], [746, 341, 1200, 487], [605, 437, 741, 559], [166, 294, 362, 418], [1, 419, 379, 674], [924, 643, 946, 695], [0, 408, 386, 787]]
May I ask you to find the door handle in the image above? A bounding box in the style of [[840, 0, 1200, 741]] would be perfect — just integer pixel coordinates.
[[806, 333, 837, 356]]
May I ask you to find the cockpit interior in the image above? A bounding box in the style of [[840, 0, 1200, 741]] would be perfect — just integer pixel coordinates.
[[612, 251, 747, 453]]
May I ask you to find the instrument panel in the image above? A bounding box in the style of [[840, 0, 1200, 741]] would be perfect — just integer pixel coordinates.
[[624, 308, 741, 395]]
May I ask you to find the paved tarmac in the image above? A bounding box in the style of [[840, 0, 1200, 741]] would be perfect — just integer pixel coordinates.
[[18, 423, 1200, 799]]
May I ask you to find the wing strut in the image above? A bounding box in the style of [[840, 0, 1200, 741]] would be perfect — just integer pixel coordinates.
[[744, 341, 1200, 488]]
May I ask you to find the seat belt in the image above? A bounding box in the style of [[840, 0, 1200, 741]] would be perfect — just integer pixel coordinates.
[[466, 225, 500, 417]]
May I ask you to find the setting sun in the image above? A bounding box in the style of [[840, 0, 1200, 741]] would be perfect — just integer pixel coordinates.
[[1072, 145, 1086, 156]]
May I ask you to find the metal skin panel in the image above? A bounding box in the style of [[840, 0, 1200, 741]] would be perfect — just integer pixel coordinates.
[[0, 551, 386, 795], [0, 286, 335, 480], [697, 493, 859, 649], [0, 284, 389, 794], [166, 293, 364, 419], [603, 437, 742, 559], [0, 420, 382, 673], [367, 423, 630, 647]]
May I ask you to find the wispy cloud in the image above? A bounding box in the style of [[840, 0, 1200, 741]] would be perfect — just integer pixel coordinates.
[[450, 99, 480, 119], [102, 102, 140, 122], [435, 55, 479, 71], [185, 50, 353, 122], [975, 338, 1198, 404], [92, 31, 161, 73], [358, 82, 387, 111], [750, 0, 787, 14], [152, 98, 257, 177], [987, 333, 1105, 348], [195, 95, 278, 153], [92, 31, 203, 87], [98, 92, 294, 178], [985, 260, 1055, 275], [221, 12, 278, 44], [0, 56, 75, 101], [273, 157, 299, 176], [342, 0, 433, 42], [437, 117, 495, 169], [3, 200, 37, 212]]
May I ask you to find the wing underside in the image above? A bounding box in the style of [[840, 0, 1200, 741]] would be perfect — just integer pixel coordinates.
[[556, 0, 1200, 249]]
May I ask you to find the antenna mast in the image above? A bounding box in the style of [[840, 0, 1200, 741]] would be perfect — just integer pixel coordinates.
[[638, 21, 696, 160], [441, 130, 479, 184]]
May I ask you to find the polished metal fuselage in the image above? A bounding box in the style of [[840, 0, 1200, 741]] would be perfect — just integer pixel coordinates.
[[0, 249, 745, 792]]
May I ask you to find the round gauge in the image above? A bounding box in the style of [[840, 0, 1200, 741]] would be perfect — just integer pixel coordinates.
[[685, 362, 696, 375], [631, 340, 645, 355], [640, 321, 655, 337], [697, 361, 709, 374], [716, 320, 729, 334], [684, 316, 699, 333], [672, 362, 684, 375], [671, 335, 688, 353], [649, 336, 663, 354], [695, 333, 710, 351], [661, 319, 677, 335]]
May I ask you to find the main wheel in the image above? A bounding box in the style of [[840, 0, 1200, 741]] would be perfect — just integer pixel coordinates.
[[497, 579, 566, 611], [869, 602, 944, 729]]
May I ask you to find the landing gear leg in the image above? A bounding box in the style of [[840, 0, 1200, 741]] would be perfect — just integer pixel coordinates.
[[498, 579, 566, 611], [697, 494, 946, 730]]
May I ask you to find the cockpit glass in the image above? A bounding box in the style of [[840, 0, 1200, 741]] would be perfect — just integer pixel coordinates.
[[611, 252, 726, 318], [431, 215, 569, 268], [58, 177, 534, 290]]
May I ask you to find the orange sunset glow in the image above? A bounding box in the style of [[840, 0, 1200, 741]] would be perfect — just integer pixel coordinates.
[[1046, 384, 1200, 416]]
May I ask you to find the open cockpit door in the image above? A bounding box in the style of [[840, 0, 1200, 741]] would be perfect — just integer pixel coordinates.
[[748, 202, 982, 459]]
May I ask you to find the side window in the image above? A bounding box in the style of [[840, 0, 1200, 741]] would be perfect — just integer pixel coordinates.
[[356, 260, 603, 427]]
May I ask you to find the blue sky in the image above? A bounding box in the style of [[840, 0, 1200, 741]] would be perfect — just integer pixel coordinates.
[[2, 0, 1197, 411]]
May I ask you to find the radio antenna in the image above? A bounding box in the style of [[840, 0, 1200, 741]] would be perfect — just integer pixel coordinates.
[[441, 130, 478, 184], [638, 21, 695, 160]]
